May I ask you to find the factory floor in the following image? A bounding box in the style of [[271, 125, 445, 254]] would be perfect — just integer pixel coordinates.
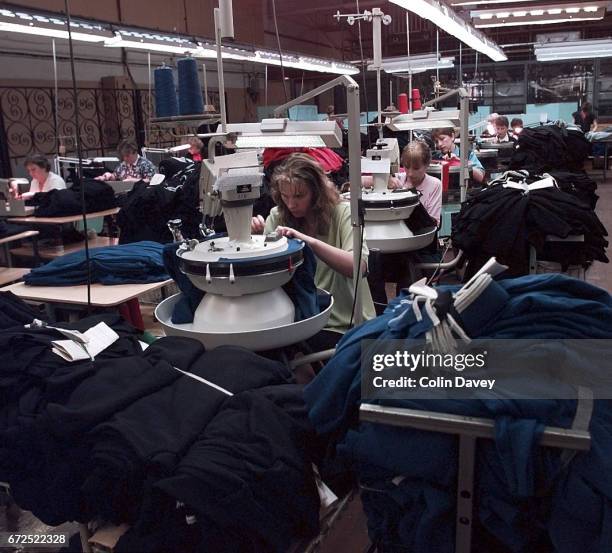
[[2, 164, 611, 553]]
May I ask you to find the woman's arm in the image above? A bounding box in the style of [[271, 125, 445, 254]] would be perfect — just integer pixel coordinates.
[[275, 226, 366, 278]]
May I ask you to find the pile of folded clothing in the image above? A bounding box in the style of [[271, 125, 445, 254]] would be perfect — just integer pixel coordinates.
[[24, 241, 169, 286]]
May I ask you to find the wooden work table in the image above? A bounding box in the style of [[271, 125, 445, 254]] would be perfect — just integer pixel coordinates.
[[6, 207, 119, 225], [0, 279, 172, 308]]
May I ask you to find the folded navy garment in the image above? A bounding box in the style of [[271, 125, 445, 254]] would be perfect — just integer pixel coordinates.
[[163, 241, 326, 325], [24, 241, 169, 286]]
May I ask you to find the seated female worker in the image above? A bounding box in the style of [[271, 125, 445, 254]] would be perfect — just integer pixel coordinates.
[[431, 127, 485, 184], [12, 155, 66, 199], [251, 152, 376, 352], [362, 140, 442, 225]]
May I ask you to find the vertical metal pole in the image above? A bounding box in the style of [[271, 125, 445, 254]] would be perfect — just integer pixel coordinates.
[[146, 52, 151, 146], [372, 9, 383, 139], [459, 41, 462, 87], [347, 81, 363, 326], [406, 12, 412, 111], [455, 435, 476, 553], [376, 69, 383, 139], [214, 8, 227, 131], [436, 29, 440, 92], [52, 39, 59, 155], [265, 64, 268, 108], [389, 79, 393, 107], [202, 63, 209, 105], [460, 94, 469, 202]]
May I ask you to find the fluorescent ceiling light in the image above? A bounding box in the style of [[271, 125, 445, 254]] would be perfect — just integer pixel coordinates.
[[388, 109, 461, 131], [389, 0, 507, 62], [451, 0, 532, 4], [0, 21, 108, 41], [472, 2, 607, 27], [535, 38, 612, 61], [0, 7, 357, 76], [375, 54, 455, 74], [221, 119, 342, 148]]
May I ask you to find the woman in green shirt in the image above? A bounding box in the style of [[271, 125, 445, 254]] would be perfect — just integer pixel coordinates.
[[252, 153, 376, 351]]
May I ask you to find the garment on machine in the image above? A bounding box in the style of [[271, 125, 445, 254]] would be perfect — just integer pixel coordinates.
[[24, 241, 169, 286], [304, 273, 612, 553], [451, 170, 608, 278], [162, 241, 328, 325]]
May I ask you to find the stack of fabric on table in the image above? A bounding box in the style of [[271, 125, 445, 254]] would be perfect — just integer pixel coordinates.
[[116, 163, 200, 245], [27, 179, 117, 217], [23, 241, 169, 286], [451, 171, 608, 278], [0, 314, 320, 553], [509, 123, 591, 174], [304, 272, 612, 553]]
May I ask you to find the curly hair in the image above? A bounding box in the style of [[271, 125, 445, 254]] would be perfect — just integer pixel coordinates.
[[270, 153, 340, 235]]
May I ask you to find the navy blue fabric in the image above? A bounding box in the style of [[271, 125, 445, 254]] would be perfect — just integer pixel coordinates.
[[304, 274, 612, 553], [163, 241, 324, 324], [24, 241, 169, 286]]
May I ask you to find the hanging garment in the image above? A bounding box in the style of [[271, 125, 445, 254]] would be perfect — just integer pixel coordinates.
[[304, 273, 612, 553]]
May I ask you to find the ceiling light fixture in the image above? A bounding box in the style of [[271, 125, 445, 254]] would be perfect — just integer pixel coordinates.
[[472, 2, 607, 27], [390, 0, 507, 61], [534, 38, 612, 61], [375, 54, 455, 74]]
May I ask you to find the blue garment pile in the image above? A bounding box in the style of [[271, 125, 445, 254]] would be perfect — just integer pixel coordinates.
[[304, 273, 612, 553], [24, 241, 169, 286]]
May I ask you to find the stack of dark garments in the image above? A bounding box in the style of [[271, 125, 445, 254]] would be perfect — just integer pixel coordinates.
[[0, 315, 320, 553], [452, 171, 608, 278], [509, 124, 591, 173]]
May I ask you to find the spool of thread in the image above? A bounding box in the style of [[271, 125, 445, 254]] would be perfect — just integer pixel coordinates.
[[412, 88, 422, 110], [397, 93, 409, 114], [154, 66, 178, 117], [177, 57, 204, 115]]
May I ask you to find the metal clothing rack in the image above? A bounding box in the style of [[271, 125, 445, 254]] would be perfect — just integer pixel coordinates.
[[359, 403, 591, 553]]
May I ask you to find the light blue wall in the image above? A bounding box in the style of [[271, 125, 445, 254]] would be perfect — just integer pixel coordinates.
[[467, 102, 577, 128]]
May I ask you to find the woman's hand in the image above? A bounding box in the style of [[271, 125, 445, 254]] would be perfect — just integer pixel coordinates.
[[387, 176, 401, 190], [95, 172, 113, 181], [251, 215, 266, 234], [274, 226, 313, 245]]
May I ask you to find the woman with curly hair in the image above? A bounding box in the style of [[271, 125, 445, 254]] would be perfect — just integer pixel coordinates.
[[252, 153, 375, 349]]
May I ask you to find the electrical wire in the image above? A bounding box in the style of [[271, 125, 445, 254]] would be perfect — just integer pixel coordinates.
[[64, 0, 92, 312], [425, 239, 453, 286], [270, 0, 288, 103]]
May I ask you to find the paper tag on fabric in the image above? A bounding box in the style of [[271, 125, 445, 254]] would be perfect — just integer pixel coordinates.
[[52, 322, 119, 362]]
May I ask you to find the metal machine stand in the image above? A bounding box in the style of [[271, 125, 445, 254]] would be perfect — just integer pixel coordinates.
[[360, 403, 591, 553]]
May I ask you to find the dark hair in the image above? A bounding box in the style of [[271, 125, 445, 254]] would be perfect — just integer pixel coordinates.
[[431, 127, 455, 140], [510, 118, 523, 128], [270, 153, 339, 235], [117, 140, 138, 158], [401, 141, 431, 168], [494, 116, 509, 128], [24, 155, 51, 172], [581, 102, 592, 113]]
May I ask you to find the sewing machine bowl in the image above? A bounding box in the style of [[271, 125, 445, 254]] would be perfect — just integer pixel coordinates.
[[155, 289, 334, 351], [178, 237, 304, 296], [365, 222, 437, 253]]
